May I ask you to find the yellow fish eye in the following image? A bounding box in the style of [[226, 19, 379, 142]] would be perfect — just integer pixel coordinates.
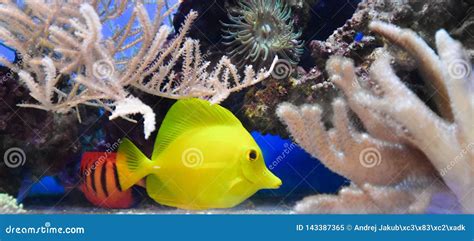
[[248, 149, 258, 161]]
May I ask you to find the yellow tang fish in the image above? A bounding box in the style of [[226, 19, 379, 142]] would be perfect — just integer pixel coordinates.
[[116, 98, 282, 210]]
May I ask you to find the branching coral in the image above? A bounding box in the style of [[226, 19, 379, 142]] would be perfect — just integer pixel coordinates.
[[0, 0, 276, 139], [358, 22, 474, 213], [277, 22, 473, 213], [222, 0, 303, 67], [0, 193, 25, 214], [277, 58, 441, 214]]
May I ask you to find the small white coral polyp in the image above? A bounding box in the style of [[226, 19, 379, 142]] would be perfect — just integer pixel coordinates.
[[0, 193, 25, 214]]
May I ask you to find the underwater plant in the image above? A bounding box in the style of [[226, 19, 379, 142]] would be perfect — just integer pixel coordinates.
[[222, 0, 303, 67], [277, 22, 473, 214], [0, 1, 276, 139], [0, 193, 25, 214]]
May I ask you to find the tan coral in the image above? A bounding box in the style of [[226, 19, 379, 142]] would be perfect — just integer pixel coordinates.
[[356, 22, 474, 213], [0, 0, 276, 138], [278, 58, 442, 214], [295, 183, 435, 214], [277, 22, 473, 213]]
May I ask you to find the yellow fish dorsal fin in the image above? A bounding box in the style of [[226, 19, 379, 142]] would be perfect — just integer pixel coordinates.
[[151, 98, 242, 160]]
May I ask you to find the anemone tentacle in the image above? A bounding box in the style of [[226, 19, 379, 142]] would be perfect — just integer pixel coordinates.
[[222, 0, 303, 68]]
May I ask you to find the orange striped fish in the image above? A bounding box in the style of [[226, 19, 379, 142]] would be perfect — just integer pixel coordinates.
[[80, 152, 137, 209]]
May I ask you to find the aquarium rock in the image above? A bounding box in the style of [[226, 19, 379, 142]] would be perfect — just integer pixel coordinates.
[[239, 0, 474, 135], [0, 66, 86, 196]]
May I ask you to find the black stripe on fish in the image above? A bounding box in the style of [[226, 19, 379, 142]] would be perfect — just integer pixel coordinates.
[[112, 163, 123, 192], [90, 165, 97, 193], [81, 164, 87, 180], [100, 163, 109, 197]]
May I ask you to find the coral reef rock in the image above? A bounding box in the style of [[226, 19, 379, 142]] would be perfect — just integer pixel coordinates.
[[241, 0, 474, 135], [0, 66, 83, 196]]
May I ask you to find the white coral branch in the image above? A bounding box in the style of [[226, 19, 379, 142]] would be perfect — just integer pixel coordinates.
[[369, 21, 453, 120], [0, 1, 273, 138], [277, 56, 437, 189], [109, 97, 156, 139], [295, 184, 434, 214], [354, 23, 474, 213], [277, 22, 473, 214]]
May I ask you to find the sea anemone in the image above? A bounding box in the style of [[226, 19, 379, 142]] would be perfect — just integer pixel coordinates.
[[222, 0, 303, 68]]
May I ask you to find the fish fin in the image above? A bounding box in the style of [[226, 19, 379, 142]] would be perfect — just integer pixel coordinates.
[[152, 98, 242, 160], [116, 138, 152, 190], [137, 179, 146, 188]]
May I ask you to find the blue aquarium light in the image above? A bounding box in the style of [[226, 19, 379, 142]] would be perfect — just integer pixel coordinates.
[[17, 176, 65, 202], [354, 32, 364, 42], [251, 132, 347, 199], [0, 42, 16, 64]]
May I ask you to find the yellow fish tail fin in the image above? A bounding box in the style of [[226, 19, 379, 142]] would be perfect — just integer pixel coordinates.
[[116, 138, 153, 190]]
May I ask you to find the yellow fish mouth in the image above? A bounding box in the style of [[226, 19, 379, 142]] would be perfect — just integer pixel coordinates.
[[260, 170, 282, 189], [270, 179, 283, 189]]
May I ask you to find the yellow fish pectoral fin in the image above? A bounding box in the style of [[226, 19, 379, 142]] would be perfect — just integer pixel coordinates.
[[146, 174, 182, 207], [116, 138, 153, 190]]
